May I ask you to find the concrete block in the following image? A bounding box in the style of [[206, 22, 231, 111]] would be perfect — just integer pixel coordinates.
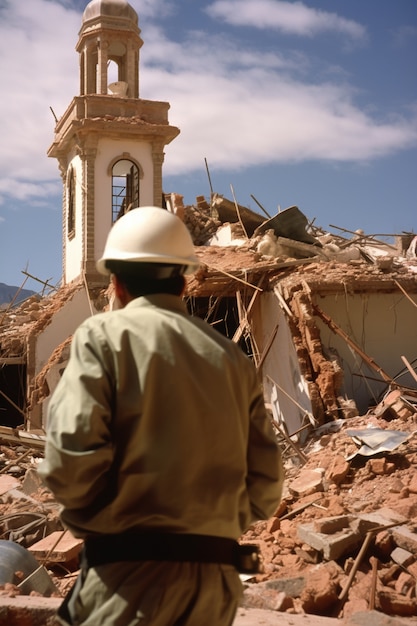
[[297, 521, 361, 561], [392, 525, 417, 554], [355, 507, 407, 534], [391, 546, 415, 568]]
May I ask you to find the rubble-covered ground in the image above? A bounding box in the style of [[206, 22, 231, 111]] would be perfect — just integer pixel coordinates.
[[241, 407, 417, 620], [0, 403, 416, 622]]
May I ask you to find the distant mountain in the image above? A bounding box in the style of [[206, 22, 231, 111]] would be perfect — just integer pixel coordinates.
[[0, 283, 36, 307]]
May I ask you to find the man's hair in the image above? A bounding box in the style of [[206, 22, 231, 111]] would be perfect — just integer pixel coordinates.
[[105, 260, 186, 297]]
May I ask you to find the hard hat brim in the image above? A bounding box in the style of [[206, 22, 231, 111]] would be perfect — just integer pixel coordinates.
[[96, 254, 200, 276]]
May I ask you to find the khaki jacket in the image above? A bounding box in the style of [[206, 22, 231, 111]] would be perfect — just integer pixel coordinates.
[[39, 294, 283, 539]]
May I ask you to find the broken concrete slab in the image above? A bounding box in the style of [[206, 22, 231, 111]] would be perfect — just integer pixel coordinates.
[[0, 596, 61, 626], [391, 525, 417, 555], [354, 507, 408, 533], [297, 517, 361, 561], [288, 468, 325, 496]]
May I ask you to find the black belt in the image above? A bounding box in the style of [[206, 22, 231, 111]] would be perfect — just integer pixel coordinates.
[[83, 532, 260, 573], [59, 533, 260, 624]]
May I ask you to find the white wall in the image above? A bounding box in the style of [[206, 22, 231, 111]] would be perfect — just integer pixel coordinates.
[[252, 287, 417, 429], [34, 286, 93, 378], [315, 291, 417, 413], [252, 291, 313, 437], [94, 139, 154, 263]]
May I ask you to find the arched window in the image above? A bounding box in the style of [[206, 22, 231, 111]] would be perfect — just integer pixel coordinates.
[[112, 159, 140, 222], [67, 165, 76, 237]]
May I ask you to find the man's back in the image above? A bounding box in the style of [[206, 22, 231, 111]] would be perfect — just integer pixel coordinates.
[[40, 293, 281, 540]]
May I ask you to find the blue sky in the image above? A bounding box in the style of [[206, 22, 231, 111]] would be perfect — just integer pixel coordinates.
[[0, 0, 416, 290]]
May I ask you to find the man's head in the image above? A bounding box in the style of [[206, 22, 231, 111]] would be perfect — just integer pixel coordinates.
[[96, 206, 200, 303], [107, 260, 186, 304]]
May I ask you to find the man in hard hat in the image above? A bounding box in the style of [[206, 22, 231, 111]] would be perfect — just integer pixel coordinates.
[[39, 206, 283, 626]]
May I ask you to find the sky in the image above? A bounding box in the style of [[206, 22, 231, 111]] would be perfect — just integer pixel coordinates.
[[0, 0, 416, 291]]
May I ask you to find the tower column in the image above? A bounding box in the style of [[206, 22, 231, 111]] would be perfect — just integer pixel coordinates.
[[97, 39, 109, 95], [152, 147, 165, 208], [127, 45, 139, 98], [80, 141, 98, 278], [81, 41, 98, 95]]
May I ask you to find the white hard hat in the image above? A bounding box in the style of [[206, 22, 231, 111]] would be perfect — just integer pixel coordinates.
[[96, 206, 200, 275]]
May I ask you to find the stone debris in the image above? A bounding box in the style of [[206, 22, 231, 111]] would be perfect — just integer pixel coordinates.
[[0, 408, 414, 622]]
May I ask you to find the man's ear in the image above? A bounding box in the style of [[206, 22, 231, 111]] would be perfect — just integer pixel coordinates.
[[111, 275, 130, 307]]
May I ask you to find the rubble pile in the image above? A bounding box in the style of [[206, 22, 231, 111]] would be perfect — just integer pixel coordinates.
[[0, 398, 415, 620], [241, 405, 417, 619]]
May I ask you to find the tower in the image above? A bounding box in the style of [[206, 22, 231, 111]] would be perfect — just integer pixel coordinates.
[[48, 0, 180, 286]]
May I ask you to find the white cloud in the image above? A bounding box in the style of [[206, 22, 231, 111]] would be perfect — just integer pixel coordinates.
[[139, 29, 416, 173], [129, 0, 175, 19], [0, 0, 415, 205], [159, 73, 416, 174], [0, 0, 79, 184], [206, 0, 367, 40], [0, 178, 61, 205]]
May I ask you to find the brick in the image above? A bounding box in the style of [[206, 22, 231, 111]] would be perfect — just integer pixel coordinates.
[[409, 472, 417, 494], [0, 475, 20, 496], [390, 495, 417, 519], [28, 530, 83, 563], [300, 563, 340, 613], [394, 571, 415, 595], [313, 515, 351, 534], [325, 454, 350, 485], [367, 458, 396, 475], [377, 588, 417, 617]]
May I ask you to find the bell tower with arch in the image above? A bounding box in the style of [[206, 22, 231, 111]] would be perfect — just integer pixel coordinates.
[[48, 0, 180, 286]]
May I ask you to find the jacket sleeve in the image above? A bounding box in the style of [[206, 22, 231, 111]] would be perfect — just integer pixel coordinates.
[[38, 323, 115, 511], [246, 372, 284, 524]]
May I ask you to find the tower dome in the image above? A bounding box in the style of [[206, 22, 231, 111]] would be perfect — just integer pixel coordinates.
[[82, 0, 138, 25]]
